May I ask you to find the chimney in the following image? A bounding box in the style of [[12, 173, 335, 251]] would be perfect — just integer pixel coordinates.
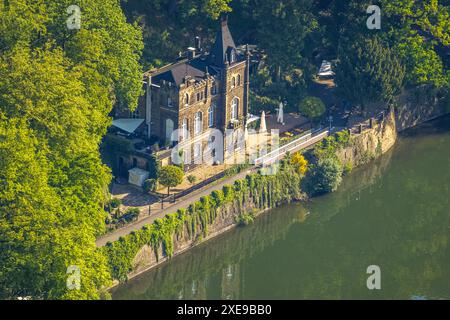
[[195, 36, 201, 52]]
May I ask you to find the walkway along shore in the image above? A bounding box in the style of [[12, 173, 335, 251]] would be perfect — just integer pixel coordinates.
[[96, 128, 334, 246]]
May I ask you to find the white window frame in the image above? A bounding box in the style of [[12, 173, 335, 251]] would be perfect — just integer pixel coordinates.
[[208, 105, 214, 127], [194, 111, 203, 135], [181, 118, 188, 141], [231, 97, 239, 121]]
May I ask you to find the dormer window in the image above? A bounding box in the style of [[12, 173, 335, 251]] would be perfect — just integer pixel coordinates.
[[167, 97, 173, 107], [184, 93, 189, 106]]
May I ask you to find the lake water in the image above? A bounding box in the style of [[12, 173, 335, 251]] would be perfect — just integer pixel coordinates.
[[112, 116, 450, 300]]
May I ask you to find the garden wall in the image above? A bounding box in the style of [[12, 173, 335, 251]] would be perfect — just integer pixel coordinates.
[[337, 109, 397, 168]]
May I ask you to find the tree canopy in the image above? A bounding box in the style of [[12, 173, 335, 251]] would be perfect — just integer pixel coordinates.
[[335, 36, 406, 108], [159, 165, 184, 195], [298, 96, 326, 120], [0, 0, 143, 299]]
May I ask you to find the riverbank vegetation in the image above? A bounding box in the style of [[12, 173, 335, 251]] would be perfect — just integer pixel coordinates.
[[0, 0, 142, 299], [103, 157, 305, 282]]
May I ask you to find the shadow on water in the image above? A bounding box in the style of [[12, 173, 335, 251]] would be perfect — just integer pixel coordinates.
[[112, 116, 450, 300]]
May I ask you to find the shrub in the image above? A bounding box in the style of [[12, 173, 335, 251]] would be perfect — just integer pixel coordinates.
[[122, 208, 140, 223], [222, 185, 235, 202], [147, 154, 160, 179], [109, 198, 122, 209], [335, 130, 350, 145], [290, 152, 308, 176], [236, 212, 255, 226], [143, 179, 157, 194], [211, 190, 224, 206], [343, 162, 353, 175], [187, 175, 197, 185], [306, 157, 343, 195], [298, 96, 326, 121]]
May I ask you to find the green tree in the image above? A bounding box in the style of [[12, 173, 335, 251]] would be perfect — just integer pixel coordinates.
[[379, 0, 449, 87], [148, 154, 161, 179], [306, 157, 343, 195], [335, 37, 405, 109], [298, 96, 326, 122], [159, 165, 184, 195], [0, 0, 143, 299], [396, 34, 449, 87]]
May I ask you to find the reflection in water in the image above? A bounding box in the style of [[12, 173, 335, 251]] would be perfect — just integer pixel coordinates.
[[112, 116, 450, 300]]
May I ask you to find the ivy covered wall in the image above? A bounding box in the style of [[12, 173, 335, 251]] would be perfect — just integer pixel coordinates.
[[103, 161, 304, 283]]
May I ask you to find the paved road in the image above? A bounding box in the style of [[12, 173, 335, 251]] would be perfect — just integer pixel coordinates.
[[96, 128, 334, 247], [96, 169, 253, 246]]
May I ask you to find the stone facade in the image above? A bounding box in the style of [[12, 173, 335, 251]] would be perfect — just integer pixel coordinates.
[[143, 16, 250, 149]]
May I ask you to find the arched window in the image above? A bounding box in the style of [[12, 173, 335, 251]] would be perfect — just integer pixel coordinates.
[[231, 97, 239, 120], [184, 93, 189, 106], [237, 74, 241, 86], [208, 105, 214, 127], [231, 77, 236, 88], [181, 118, 188, 141], [194, 111, 203, 135], [167, 96, 173, 107]]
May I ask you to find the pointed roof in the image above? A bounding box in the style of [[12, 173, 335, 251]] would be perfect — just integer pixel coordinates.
[[210, 15, 236, 67]]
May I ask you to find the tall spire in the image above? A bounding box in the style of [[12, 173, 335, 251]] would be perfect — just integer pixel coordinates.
[[210, 14, 236, 67]]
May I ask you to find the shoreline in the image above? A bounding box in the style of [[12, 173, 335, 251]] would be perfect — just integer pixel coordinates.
[[107, 106, 448, 290]]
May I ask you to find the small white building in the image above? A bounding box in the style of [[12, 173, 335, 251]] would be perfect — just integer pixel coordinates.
[[128, 167, 149, 187]]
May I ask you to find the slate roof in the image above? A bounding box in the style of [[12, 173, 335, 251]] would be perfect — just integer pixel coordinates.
[[151, 57, 218, 86], [147, 15, 238, 87], [209, 15, 237, 67]]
